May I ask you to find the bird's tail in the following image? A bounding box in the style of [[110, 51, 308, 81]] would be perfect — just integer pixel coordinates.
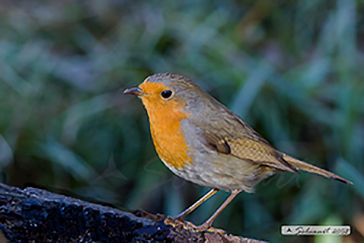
[[282, 153, 353, 184]]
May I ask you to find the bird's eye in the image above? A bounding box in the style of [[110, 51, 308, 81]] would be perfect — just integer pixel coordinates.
[[161, 90, 173, 99]]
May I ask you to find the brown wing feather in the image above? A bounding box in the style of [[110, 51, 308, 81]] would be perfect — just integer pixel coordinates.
[[202, 132, 231, 154], [196, 106, 299, 174]]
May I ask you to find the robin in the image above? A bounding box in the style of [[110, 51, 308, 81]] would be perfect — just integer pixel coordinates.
[[124, 73, 352, 231]]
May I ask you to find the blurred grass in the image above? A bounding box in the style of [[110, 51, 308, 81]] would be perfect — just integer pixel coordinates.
[[0, 1, 364, 242]]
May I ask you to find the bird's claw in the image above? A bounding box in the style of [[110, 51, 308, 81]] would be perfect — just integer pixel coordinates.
[[164, 217, 227, 234]]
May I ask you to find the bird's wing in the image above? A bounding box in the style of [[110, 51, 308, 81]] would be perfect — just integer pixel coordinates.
[[196, 109, 299, 174]]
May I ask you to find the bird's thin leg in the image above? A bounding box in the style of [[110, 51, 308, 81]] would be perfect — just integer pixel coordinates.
[[196, 189, 242, 231], [176, 188, 219, 220]]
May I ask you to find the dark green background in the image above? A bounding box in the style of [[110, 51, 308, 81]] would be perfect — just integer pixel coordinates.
[[0, 1, 363, 242]]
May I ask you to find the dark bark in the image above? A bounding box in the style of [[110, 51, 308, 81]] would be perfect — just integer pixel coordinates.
[[0, 183, 267, 243]]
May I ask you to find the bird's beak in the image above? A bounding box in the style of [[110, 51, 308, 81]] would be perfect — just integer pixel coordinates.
[[124, 87, 143, 96]]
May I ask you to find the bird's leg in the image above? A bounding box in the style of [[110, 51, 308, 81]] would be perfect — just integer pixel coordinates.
[[176, 188, 219, 221], [196, 189, 242, 231]]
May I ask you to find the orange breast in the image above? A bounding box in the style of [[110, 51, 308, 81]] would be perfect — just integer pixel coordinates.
[[141, 97, 192, 170]]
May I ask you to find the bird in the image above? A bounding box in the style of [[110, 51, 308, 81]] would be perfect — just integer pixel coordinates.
[[124, 73, 352, 231]]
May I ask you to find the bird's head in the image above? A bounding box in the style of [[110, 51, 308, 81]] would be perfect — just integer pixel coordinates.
[[124, 73, 208, 118]]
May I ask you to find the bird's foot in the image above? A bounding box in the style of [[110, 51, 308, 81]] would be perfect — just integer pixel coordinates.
[[195, 223, 227, 235], [175, 215, 185, 222], [164, 217, 227, 234], [165, 216, 196, 229], [194, 222, 210, 231]]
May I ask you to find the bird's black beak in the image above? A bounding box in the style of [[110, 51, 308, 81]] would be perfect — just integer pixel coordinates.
[[124, 87, 143, 96]]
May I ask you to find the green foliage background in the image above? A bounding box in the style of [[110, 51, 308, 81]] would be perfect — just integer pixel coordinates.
[[0, 1, 363, 242]]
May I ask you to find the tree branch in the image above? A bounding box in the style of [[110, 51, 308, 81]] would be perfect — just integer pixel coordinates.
[[0, 183, 267, 242]]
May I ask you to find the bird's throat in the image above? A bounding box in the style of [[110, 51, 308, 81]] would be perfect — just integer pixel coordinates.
[[142, 98, 193, 169]]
